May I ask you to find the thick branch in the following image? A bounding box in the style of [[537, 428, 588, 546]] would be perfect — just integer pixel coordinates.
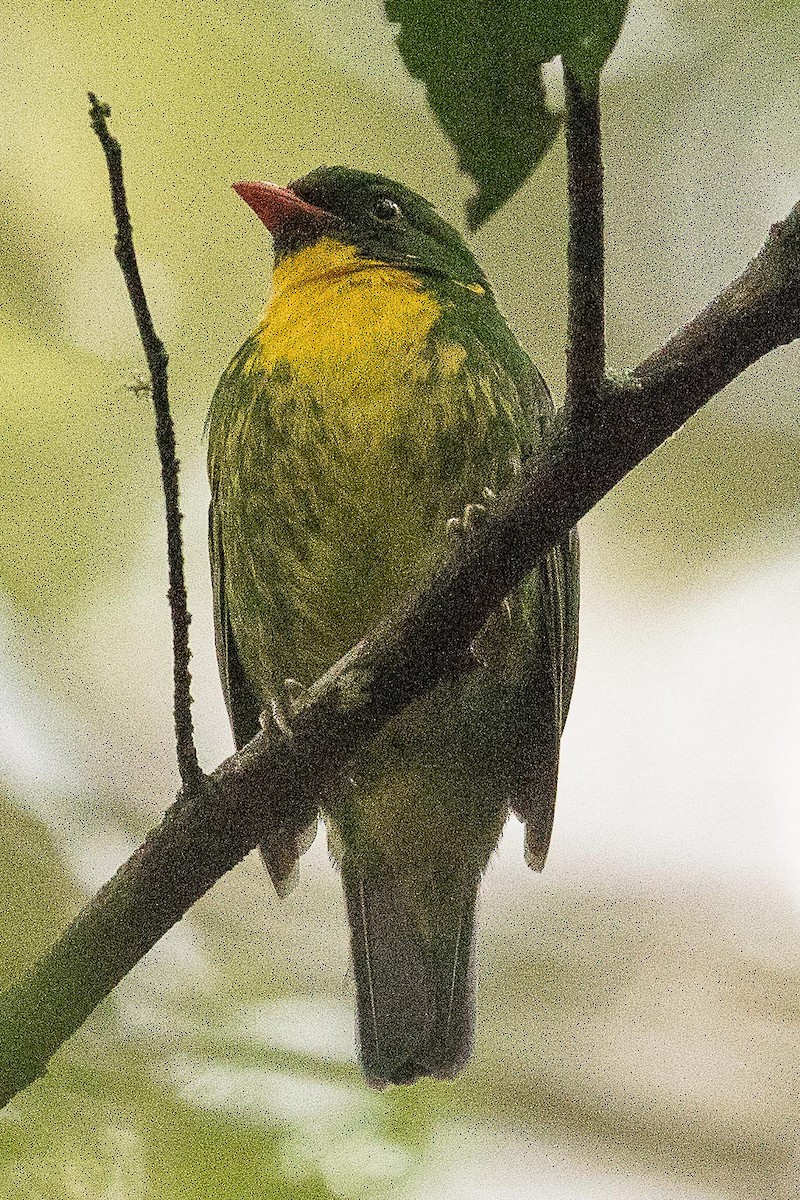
[[88, 94, 201, 794], [1, 197, 798, 1107], [564, 68, 605, 420]]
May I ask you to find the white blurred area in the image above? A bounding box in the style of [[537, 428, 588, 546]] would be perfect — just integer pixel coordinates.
[[496, 519, 800, 901], [0, 596, 80, 798]]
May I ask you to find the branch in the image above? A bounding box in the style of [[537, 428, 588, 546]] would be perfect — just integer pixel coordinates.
[[564, 68, 605, 420], [1, 195, 798, 1107], [88, 93, 202, 795]]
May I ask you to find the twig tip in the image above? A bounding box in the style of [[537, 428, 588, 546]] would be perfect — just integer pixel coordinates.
[[88, 92, 111, 132]]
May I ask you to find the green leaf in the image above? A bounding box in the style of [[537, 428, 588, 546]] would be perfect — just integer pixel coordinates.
[[557, 0, 631, 87], [385, 0, 628, 227]]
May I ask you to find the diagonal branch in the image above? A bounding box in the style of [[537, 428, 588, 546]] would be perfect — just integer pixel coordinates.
[[564, 68, 605, 420], [88, 93, 202, 795], [1, 194, 798, 1108]]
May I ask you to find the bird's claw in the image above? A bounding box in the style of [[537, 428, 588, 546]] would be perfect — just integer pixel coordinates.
[[260, 698, 294, 738], [284, 677, 307, 704], [260, 677, 308, 739], [447, 488, 498, 540], [464, 501, 487, 532]]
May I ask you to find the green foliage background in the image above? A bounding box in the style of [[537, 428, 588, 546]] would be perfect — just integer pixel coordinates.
[[1, 1, 799, 1197]]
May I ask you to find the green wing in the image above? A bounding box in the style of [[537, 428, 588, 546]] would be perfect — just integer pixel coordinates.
[[208, 500, 261, 750], [511, 360, 580, 869], [422, 294, 580, 869], [207, 345, 320, 895]]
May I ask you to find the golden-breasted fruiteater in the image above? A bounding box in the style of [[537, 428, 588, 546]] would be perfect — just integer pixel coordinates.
[[207, 167, 579, 1086]]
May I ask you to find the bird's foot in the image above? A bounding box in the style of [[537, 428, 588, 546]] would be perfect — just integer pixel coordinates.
[[259, 677, 308, 739], [446, 487, 497, 540], [284, 677, 307, 705], [446, 488, 512, 669]]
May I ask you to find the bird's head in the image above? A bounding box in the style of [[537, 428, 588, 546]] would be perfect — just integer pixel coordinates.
[[233, 166, 489, 293]]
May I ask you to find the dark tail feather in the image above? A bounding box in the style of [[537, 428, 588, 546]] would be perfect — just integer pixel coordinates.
[[342, 864, 477, 1086]]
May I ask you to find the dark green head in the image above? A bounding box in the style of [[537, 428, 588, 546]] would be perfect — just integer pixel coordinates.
[[233, 166, 490, 293]]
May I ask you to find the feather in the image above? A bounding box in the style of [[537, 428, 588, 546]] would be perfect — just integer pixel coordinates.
[[208, 502, 314, 894], [342, 859, 476, 1086]]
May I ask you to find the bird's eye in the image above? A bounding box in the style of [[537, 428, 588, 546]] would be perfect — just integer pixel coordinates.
[[373, 197, 402, 222]]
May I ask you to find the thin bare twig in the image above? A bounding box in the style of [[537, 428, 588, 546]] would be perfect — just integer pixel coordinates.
[[1, 192, 798, 1108], [88, 93, 202, 794], [564, 68, 605, 420]]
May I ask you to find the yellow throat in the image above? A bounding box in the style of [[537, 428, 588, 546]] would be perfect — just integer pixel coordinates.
[[253, 237, 443, 376]]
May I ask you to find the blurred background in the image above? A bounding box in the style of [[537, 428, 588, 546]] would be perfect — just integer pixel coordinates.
[[1, 0, 798, 1196]]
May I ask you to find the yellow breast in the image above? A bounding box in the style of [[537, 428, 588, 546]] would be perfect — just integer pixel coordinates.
[[253, 238, 442, 382]]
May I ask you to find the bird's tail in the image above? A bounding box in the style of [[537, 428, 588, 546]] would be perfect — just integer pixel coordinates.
[[342, 863, 477, 1086]]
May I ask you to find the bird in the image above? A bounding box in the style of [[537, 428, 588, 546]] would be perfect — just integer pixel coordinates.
[[206, 166, 579, 1087]]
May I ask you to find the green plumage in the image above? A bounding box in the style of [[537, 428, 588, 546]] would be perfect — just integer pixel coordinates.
[[207, 168, 579, 1085]]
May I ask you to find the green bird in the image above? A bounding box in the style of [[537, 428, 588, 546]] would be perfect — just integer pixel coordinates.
[[207, 167, 579, 1086]]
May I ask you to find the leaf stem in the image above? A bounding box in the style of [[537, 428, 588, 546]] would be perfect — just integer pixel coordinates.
[[563, 68, 606, 421]]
